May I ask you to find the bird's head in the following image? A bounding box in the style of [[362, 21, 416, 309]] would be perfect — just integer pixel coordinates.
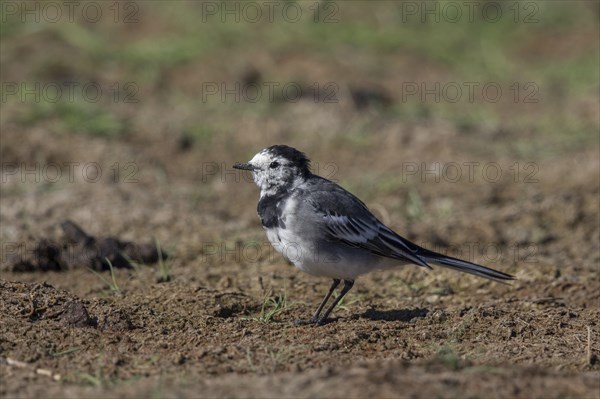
[[234, 145, 311, 197]]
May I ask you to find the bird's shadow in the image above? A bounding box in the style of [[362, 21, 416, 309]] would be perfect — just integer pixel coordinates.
[[360, 307, 429, 322]]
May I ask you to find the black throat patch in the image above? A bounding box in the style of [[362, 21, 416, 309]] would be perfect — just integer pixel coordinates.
[[257, 193, 287, 229]]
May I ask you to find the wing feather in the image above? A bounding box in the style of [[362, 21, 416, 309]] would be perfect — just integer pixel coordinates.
[[320, 211, 431, 269], [302, 176, 432, 268], [299, 175, 512, 282]]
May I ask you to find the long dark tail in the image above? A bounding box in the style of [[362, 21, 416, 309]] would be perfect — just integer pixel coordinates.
[[419, 250, 514, 284]]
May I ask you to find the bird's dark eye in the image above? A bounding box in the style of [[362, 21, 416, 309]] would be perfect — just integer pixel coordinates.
[[269, 161, 280, 169]]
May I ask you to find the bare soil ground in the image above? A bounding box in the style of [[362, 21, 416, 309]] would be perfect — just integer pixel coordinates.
[[1, 121, 599, 398]]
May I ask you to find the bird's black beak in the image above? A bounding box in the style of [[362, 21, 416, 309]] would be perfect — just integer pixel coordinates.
[[233, 162, 256, 171]]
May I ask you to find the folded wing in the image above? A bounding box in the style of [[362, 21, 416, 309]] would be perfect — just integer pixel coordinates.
[[322, 211, 432, 269], [304, 176, 513, 283]]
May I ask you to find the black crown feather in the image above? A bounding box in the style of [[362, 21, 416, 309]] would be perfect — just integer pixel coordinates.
[[266, 145, 311, 173]]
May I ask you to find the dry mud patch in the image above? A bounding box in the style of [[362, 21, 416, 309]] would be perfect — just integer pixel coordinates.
[[1, 127, 599, 398], [1, 260, 599, 398]]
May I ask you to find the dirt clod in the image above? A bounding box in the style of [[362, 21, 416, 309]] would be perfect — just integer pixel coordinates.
[[60, 300, 97, 328], [4, 220, 167, 272]]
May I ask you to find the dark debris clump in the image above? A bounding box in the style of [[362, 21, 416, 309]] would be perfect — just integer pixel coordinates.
[[4, 220, 167, 272]]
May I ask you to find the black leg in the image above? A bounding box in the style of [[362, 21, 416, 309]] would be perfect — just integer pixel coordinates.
[[311, 279, 340, 321], [316, 279, 354, 325], [295, 279, 340, 326]]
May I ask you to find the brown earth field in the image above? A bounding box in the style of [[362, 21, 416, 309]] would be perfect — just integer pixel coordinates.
[[1, 2, 600, 398], [1, 127, 599, 399]]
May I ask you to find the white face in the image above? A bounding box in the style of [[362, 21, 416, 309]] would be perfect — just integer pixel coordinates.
[[246, 150, 305, 197]]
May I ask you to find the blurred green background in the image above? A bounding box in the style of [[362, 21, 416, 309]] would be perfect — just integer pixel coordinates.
[[1, 1, 598, 159]]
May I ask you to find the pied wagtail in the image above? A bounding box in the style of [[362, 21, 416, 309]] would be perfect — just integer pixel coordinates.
[[234, 145, 513, 325]]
